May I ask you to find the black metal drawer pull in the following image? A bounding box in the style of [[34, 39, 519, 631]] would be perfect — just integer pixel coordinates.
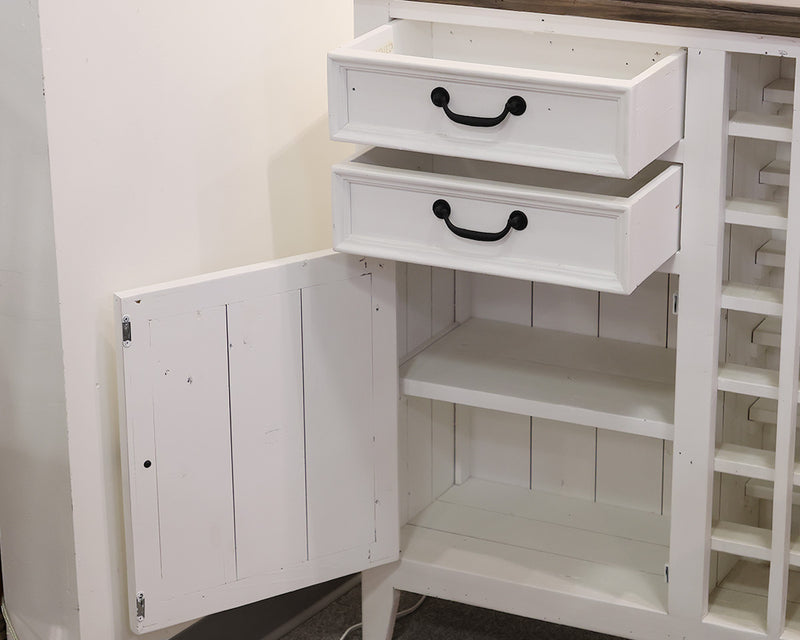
[[432, 199, 527, 242], [430, 87, 526, 128]]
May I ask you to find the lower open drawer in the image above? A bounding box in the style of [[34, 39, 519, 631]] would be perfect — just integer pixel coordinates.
[[332, 149, 681, 294]]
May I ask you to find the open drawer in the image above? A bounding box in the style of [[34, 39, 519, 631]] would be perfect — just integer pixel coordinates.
[[332, 148, 682, 294], [328, 20, 686, 179]]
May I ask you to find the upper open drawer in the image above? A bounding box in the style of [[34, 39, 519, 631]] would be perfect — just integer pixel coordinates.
[[328, 21, 686, 179]]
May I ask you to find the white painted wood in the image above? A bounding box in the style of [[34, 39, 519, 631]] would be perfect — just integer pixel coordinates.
[[304, 273, 377, 558], [400, 318, 676, 439], [411, 499, 668, 575], [362, 567, 400, 640], [432, 267, 456, 335], [710, 521, 772, 561], [597, 273, 669, 514], [406, 397, 435, 520], [755, 238, 786, 268], [454, 404, 472, 485], [530, 283, 597, 500], [440, 478, 669, 545], [354, 0, 390, 36], [752, 316, 782, 348], [746, 479, 800, 504], [432, 401, 455, 499], [334, 149, 682, 294], [466, 407, 530, 489], [329, 21, 685, 177], [714, 444, 776, 482], [406, 263, 433, 353], [116, 251, 399, 632], [667, 47, 729, 622], [748, 397, 800, 424], [595, 432, 665, 514], [725, 198, 789, 230], [717, 363, 779, 399], [765, 64, 800, 637], [148, 306, 238, 592], [728, 111, 793, 142], [227, 292, 308, 580], [760, 159, 791, 187], [469, 273, 531, 326], [764, 77, 794, 105], [531, 420, 596, 500], [720, 281, 784, 315]]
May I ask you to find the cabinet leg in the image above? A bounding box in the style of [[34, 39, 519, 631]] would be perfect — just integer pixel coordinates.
[[361, 566, 400, 640]]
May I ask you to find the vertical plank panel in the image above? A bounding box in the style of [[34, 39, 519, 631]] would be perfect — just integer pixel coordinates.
[[432, 267, 455, 335], [227, 291, 307, 579], [407, 396, 434, 520], [531, 419, 596, 499], [455, 404, 472, 485], [432, 400, 455, 499], [468, 407, 530, 489], [406, 264, 432, 352], [466, 274, 531, 488], [531, 282, 598, 499], [304, 274, 375, 558], [470, 273, 531, 325], [596, 274, 669, 512], [149, 306, 236, 593], [396, 262, 408, 359]]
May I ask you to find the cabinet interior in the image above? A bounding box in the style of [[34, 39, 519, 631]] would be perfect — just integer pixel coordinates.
[[395, 265, 676, 614], [356, 20, 681, 79]]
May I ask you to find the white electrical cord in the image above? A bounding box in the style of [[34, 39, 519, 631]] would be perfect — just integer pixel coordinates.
[[1, 598, 19, 640], [338, 595, 426, 640]]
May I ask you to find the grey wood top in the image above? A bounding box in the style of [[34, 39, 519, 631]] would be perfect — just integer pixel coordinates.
[[409, 0, 800, 38]]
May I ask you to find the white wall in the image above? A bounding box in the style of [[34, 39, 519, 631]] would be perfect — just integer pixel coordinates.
[[0, 1, 80, 639], [6, 2, 355, 638]]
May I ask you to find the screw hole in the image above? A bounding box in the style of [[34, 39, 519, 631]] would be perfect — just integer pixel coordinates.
[[144, 460, 152, 469]]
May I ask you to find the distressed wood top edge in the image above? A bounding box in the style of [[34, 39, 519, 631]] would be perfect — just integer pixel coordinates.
[[408, 0, 800, 38]]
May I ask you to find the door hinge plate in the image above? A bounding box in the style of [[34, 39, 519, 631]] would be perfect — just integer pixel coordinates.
[[136, 592, 145, 620], [122, 315, 132, 347]]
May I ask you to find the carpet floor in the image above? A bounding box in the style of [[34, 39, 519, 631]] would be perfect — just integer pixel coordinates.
[[282, 586, 625, 640]]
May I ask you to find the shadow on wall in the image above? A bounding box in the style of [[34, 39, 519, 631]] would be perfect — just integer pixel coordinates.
[[267, 115, 355, 259]]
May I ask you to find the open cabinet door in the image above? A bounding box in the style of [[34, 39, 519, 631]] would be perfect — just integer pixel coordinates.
[[115, 250, 398, 634]]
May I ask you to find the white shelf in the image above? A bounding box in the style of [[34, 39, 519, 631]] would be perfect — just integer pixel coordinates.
[[720, 282, 783, 316], [755, 239, 786, 268], [729, 110, 792, 142], [400, 318, 676, 440], [763, 77, 794, 105], [725, 198, 788, 230], [402, 478, 669, 614], [714, 444, 775, 481], [710, 521, 771, 561], [760, 159, 790, 187], [746, 478, 800, 503], [707, 560, 769, 634], [718, 363, 779, 399], [752, 316, 781, 348]]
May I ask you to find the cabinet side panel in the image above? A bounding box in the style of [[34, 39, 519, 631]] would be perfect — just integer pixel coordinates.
[[304, 274, 377, 558], [227, 291, 308, 580], [149, 306, 237, 593]]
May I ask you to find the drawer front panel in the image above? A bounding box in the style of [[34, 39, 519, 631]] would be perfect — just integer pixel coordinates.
[[329, 22, 686, 178], [333, 151, 682, 294]]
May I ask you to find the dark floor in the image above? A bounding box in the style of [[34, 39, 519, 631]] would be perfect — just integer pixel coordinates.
[[282, 585, 625, 640]]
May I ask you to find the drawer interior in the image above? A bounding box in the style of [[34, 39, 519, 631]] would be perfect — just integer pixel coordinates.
[[354, 20, 682, 80], [354, 147, 673, 198]]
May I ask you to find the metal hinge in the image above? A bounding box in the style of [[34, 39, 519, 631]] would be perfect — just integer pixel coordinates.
[[672, 293, 679, 315], [665, 564, 670, 583], [122, 315, 132, 348], [136, 592, 145, 620]]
